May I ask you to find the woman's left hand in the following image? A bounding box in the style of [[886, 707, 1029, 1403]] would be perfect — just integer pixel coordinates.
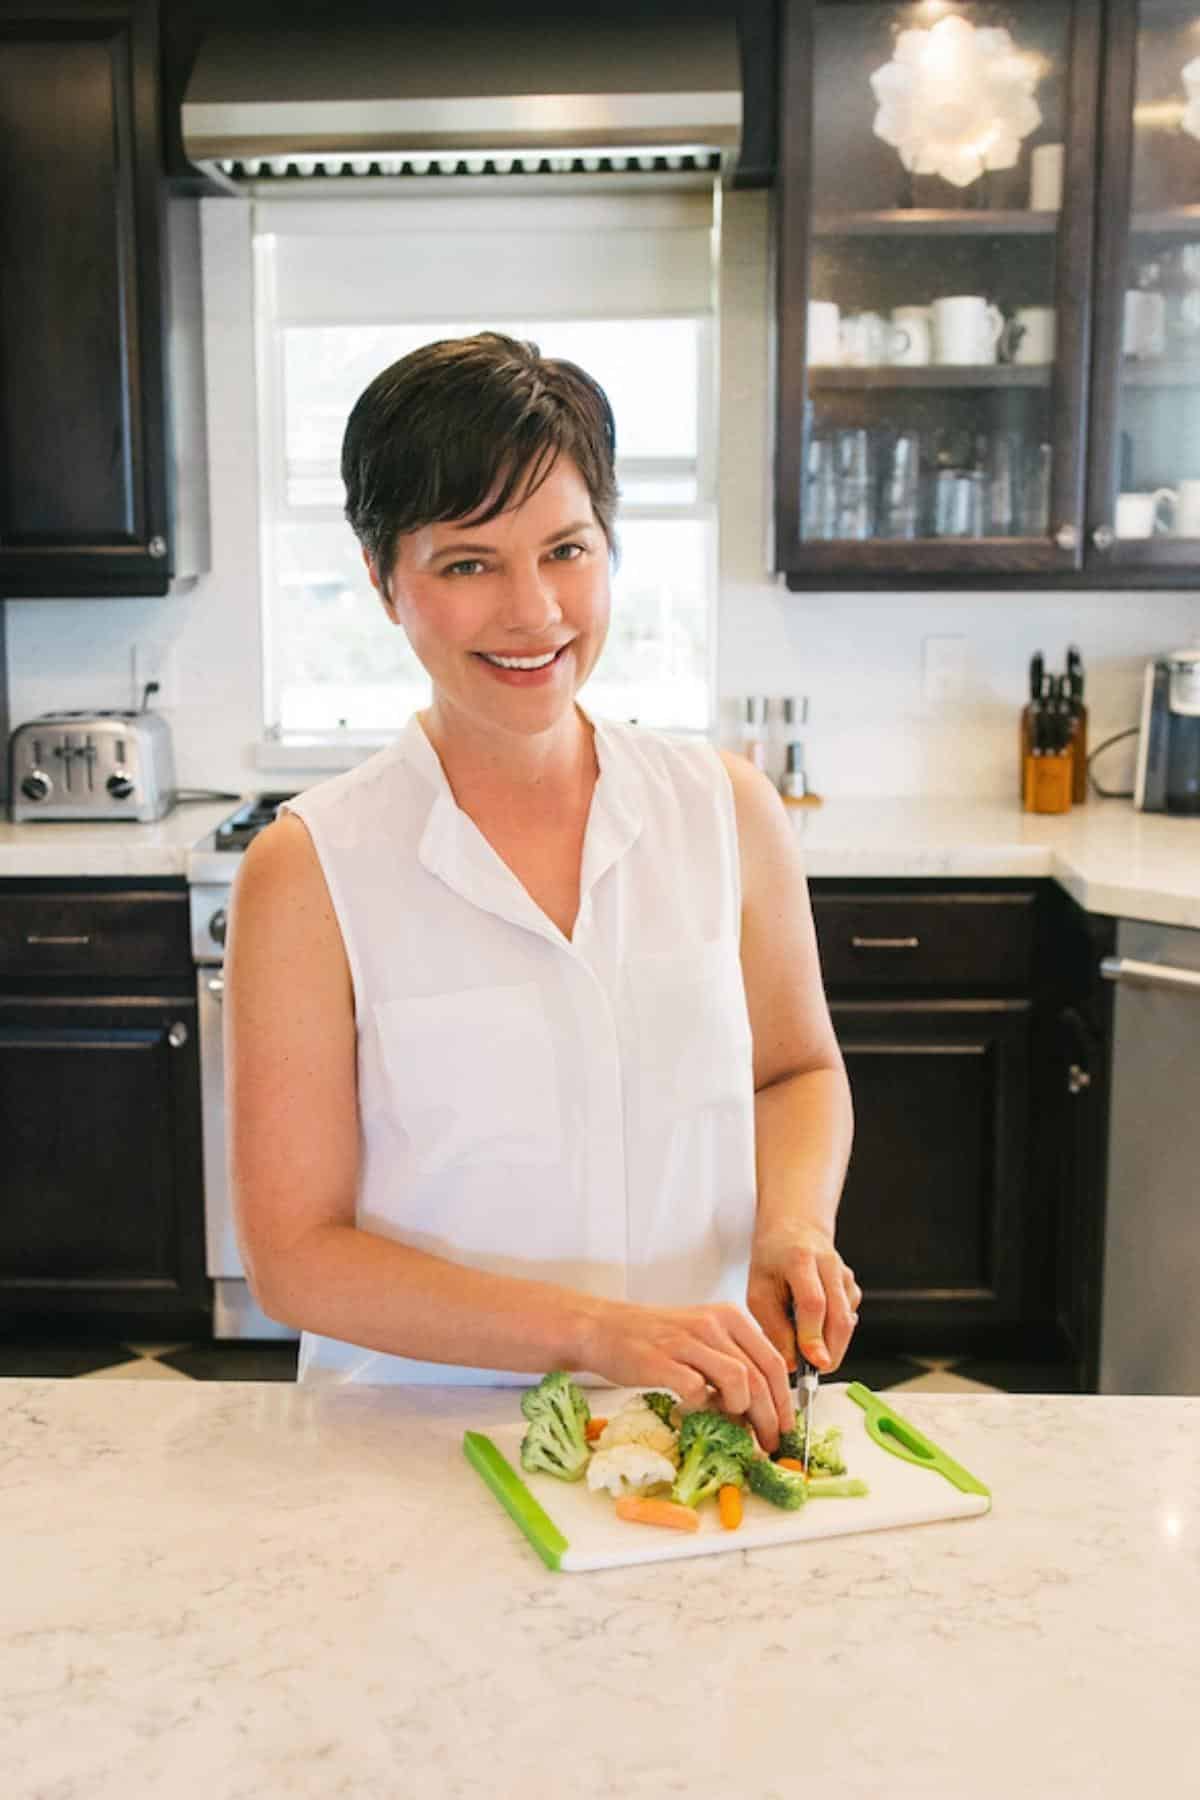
[[746, 1223, 862, 1375]]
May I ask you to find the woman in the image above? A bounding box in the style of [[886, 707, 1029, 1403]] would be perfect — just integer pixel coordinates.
[[227, 332, 858, 1450]]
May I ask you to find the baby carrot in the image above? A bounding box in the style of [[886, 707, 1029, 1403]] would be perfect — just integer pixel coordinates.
[[777, 1457, 807, 1474], [717, 1484, 743, 1531], [615, 1495, 700, 1533], [585, 1417, 608, 1443]]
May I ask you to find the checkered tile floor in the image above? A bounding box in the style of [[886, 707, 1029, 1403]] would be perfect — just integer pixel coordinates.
[[0, 1342, 1079, 1392]]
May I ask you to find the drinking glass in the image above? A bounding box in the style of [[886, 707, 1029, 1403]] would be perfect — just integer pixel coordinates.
[[802, 434, 839, 540], [834, 428, 874, 539], [879, 431, 922, 538]]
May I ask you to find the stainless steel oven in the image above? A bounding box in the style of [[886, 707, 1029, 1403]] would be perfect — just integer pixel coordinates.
[[189, 799, 300, 1340]]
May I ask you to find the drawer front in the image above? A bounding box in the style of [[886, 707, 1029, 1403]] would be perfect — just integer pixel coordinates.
[[0, 892, 190, 978], [813, 893, 1035, 990]]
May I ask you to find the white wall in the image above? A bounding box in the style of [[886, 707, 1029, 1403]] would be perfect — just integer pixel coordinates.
[[8, 189, 1199, 802]]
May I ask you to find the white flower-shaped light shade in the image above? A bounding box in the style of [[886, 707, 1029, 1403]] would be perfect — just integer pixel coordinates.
[[1181, 56, 1200, 142], [871, 16, 1043, 189]]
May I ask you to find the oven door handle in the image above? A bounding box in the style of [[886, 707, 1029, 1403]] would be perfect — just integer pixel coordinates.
[[1100, 955, 1200, 998]]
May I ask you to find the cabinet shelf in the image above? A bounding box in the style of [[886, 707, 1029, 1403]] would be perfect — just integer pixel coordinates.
[[1120, 360, 1200, 387], [1131, 206, 1200, 237], [810, 365, 1052, 390], [812, 208, 1059, 239]]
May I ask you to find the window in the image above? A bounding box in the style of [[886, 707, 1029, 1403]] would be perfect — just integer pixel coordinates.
[[253, 186, 717, 737]]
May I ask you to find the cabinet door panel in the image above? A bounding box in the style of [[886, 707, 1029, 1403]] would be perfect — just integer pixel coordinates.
[[0, 23, 141, 547], [831, 1002, 1030, 1321], [0, 997, 203, 1302]]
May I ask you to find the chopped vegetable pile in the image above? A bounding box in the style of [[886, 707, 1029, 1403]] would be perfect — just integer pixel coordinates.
[[517, 1373, 869, 1533]]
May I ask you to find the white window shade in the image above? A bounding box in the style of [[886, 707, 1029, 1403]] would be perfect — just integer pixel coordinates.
[[254, 181, 717, 738], [256, 190, 716, 321]]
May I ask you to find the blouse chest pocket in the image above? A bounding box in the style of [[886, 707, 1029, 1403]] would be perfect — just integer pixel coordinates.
[[373, 982, 562, 1175], [626, 936, 753, 1113]]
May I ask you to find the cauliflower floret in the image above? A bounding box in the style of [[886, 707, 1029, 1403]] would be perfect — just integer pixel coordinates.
[[596, 1396, 679, 1463], [586, 1445, 678, 1497]]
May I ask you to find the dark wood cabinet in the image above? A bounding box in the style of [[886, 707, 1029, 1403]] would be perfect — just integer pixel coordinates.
[[813, 880, 1040, 1352], [0, 0, 208, 598], [775, 0, 1200, 588], [0, 880, 209, 1334]]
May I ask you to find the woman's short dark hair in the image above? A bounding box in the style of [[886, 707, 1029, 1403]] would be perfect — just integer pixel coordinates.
[[341, 332, 619, 582]]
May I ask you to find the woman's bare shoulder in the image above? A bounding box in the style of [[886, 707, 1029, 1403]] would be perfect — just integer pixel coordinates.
[[229, 813, 350, 989]]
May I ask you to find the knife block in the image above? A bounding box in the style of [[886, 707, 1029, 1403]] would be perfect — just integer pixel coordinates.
[[1023, 748, 1073, 814]]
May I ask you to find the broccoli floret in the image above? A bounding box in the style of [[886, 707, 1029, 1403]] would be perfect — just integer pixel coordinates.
[[807, 1476, 869, 1499], [640, 1391, 678, 1427], [746, 1456, 809, 1510], [774, 1423, 847, 1476], [670, 1410, 756, 1508], [519, 1371, 591, 1483]]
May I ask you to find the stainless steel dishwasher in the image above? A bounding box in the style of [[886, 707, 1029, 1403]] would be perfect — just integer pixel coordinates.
[[1099, 918, 1200, 1393]]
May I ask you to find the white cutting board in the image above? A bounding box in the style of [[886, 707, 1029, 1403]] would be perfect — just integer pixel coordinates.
[[465, 1382, 991, 1572]]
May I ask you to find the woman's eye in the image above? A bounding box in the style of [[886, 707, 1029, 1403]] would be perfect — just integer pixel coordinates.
[[444, 559, 485, 577], [548, 542, 584, 562]]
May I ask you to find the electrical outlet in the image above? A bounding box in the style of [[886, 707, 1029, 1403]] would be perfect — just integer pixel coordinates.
[[922, 634, 967, 706], [131, 642, 173, 710]]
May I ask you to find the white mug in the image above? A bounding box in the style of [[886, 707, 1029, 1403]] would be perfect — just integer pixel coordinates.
[[1029, 143, 1065, 212], [933, 295, 1004, 364], [1176, 478, 1200, 536], [888, 305, 933, 366], [1124, 289, 1166, 359], [807, 300, 841, 365], [1011, 306, 1057, 365], [1116, 488, 1177, 538], [840, 310, 888, 366]]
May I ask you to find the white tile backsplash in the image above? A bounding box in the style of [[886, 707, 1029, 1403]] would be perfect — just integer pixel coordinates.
[[7, 191, 1199, 801]]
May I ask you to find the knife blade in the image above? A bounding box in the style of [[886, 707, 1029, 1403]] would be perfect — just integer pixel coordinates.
[[799, 1355, 818, 1471]]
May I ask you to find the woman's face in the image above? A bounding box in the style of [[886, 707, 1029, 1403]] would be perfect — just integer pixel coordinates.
[[365, 455, 611, 740]]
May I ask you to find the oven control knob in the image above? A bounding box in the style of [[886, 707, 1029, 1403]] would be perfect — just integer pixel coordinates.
[[20, 769, 52, 802], [107, 770, 136, 800], [208, 908, 228, 946]]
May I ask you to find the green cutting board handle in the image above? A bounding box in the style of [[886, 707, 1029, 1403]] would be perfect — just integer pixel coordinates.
[[462, 1430, 569, 1571], [847, 1382, 990, 1498]]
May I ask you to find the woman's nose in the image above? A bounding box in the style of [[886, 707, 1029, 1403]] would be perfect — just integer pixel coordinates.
[[500, 560, 563, 631]]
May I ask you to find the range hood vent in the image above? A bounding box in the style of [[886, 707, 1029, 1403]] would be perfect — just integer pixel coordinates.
[[182, 6, 745, 185]]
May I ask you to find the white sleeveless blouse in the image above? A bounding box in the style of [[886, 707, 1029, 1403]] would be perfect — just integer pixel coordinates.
[[281, 712, 757, 1385]]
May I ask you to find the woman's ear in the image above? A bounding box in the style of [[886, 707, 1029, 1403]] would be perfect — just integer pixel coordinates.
[[363, 545, 400, 623]]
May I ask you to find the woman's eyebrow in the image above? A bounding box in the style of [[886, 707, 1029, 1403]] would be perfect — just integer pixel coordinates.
[[430, 519, 596, 559]]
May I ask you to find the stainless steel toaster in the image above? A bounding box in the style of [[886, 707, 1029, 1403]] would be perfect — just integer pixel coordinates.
[[8, 709, 177, 823]]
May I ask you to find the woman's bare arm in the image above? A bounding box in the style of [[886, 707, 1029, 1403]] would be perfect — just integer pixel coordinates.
[[719, 752, 860, 1373], [225, 813, 794, 1442]]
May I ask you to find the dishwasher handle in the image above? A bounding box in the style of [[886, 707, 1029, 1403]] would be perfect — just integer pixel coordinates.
[[1100, 955, 1200, 998]]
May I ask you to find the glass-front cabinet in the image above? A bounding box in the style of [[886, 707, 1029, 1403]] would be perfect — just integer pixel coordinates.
[[1088, 0, 1200, 574], [776, 0, 1200, 586]]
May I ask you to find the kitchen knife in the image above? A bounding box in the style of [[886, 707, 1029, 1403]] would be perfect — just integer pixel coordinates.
[[787, 1300, 819, 1468]]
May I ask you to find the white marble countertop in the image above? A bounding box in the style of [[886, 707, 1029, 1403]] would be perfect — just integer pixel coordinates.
[[792, 795, 1200, 928], [0, 801, 237, 878], [2, 1379, 1195, 1798], [0, 791, 1196, 929]]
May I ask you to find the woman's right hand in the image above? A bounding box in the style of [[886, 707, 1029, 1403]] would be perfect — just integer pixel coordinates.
[[578, 1299, 795, 1452]]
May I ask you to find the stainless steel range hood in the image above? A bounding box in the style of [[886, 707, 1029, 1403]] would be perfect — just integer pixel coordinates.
[[181, 7, 744, 182]]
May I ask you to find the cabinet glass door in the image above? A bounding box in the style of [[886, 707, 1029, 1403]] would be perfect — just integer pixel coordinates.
[[778, 0, 1097, 580], [1089, 0, 1200, 573]]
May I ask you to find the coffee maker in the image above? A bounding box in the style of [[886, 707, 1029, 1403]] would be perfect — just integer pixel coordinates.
[[1134, 648, 1200, 814]]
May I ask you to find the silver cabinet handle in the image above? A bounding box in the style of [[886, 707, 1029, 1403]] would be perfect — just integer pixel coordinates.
[[206, 973, 225, 1001], [1055, 523, 1078, 551], [167, 1021, 190, 1048], [1100, 955, 1200, 997], [1092, 524, 1115, 552], [850, 935, 920, 951], [26, 933, 91, 946]]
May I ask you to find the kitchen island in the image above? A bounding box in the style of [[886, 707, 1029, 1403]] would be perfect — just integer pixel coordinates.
[[2, 1379, 1194, 1798]]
